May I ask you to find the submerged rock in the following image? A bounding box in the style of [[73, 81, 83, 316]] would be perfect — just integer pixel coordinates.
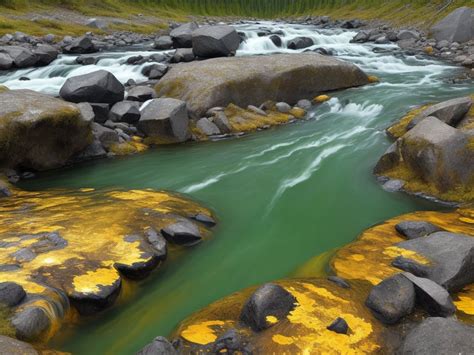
[[327, 317, 349, 334], [156, 53, 368, 118], [400, 317, 474, 354], [0, 89, 91, 170], [240, 283, 296, 331], [365, 274, 415, 324], [161, 220, 202, 246], [60, 70, 125, 104]]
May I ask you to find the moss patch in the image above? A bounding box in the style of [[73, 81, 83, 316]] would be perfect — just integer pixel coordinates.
[[386, 104, 431, 140]]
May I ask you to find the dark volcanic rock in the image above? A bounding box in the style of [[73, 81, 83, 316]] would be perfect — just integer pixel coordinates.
[[138, 98, 190, 143], [141, 63, 168, 79], [64, 36, 96, 54], [269, 34, 282, 47], [12, 307, 51, 341], [401, 272, 455, 317], [192, 25, 240, 58], [397, 231, 474, 291], [0, 335, 38, 354], [327, 317, 349, 334], [89, 103, 110, 124], [395, 221, 442, 239], [161, 220, 202, 246], [400, 317, 474, 354], [0, 282, 26, 307], [240, 283, 296, 331], [127, 86, 156, 102], [33, 44, 58, 66], [288, 36, 314, 50], [191, 213, 216, 227], [144, 228, 167, 258], [392, 256, 430, 277], [137, 336, 177, 355], [365, 274, 415, 324], [170, 22, 198, 48], [69, 276, 121, 315], [109, 101, 140, 124], [213, 329, 248, 354], [171, 48, 195, 63], [60, 70, 125, 104]]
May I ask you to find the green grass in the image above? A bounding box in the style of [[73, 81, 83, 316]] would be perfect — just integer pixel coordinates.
[[0, 1, 472, 36]]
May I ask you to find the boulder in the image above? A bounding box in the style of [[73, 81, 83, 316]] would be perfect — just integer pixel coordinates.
[[401, 272, 455, 317], [0, 46, 37, 68], [351, 31, 369, 43], [170, 22, 199, 48], [327, 317, 349, 334], [154, 35, 173, 50], [142, 63, 168, 80], [275, 102, 291, 113], [76, 102, 95, 123], [0, 89, 91, 170], [192, 25, 240, 58], [296, 99, 312, 110], [212, 111, 232, 134], [0, 52, 13, 70], [63, 36, 96, 54], [144, 228, 167, 258], [74, 138, 107, 161], [60, 70, 125, 104], [196, 117, 220, 136], [0, 282, 26, 307], [89, 103, 110, 124], [92, 122, 119, 148], [400, 317, 474, 354], [127, 86, 156, 102], [33, 44, 58, 66], [392, 256, 430, 277], [191, 213, 217, 227], [395, 221, 442, 239], [410, 96, 472, 128], [137, 336, 177, 355], [138, 98, 190, 143], [0, 335, 38, 355], [240, 283, 296, 331], [171, 48, 195, 63], [109, 101, 140, 124], [86, 18, 107, 30], [213, 329, 247, 354], [397, 30, 420, 41], [365, 274, 415, 324], [12, 307, 51, 341], [397, 232, 474, 291], [269, 35, 282, 47], [155, 53, 369, 118], [161, 219, 201, 246], [76, 55, 98, 65], [431, 7, 474, 43], [288, 36, 314, 50]]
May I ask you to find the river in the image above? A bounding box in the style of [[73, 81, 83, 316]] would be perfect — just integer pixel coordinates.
[[2, 22, 472, 354]]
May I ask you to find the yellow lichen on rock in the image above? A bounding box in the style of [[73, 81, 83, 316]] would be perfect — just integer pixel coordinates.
[[386, 104, 431, 139], [0, 186, 214, 341], [368, 76, 380, 83], [109, 140, 149, 155], [424, 46, 434, 55], [0, 85, 8, 93], [174, 279, 382, 354]]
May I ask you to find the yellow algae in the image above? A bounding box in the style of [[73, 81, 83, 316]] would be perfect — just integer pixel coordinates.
[[0, 186, 214, 342], [266, 315, 278, 324], [454, 284, 474, 317], [351, 254, 365, 261], [382, 246, 430, 265], [291, 249, 336, 278], [289, 107, 306, 119], [368, 75, 380, 83], [424, 46, 434, 55], [224, 104, 294, 133], [272, 334, 294, 345], [301, 283, 348, 304], [109, 141, 149, 155], [314, 95, 330, 103], [72, 267, 121, 295], [386, 104, 431, 139], [180, 320, 226, 345]]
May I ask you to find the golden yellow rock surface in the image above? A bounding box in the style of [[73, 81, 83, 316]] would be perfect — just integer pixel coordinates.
[[0, 185, 214, 341], [175, 279, 381, 354], [331, 208, 474, 323]]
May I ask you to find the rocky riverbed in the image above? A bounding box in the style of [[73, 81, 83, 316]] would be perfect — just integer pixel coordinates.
[[0, 5, 473, 354]]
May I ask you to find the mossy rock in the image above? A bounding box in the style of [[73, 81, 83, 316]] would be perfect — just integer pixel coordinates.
[[155, 53, 369, 118], [0, 89, 92, 170]]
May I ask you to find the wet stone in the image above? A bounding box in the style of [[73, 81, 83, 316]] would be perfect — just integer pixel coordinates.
[[161, 220, 202, 246], [137, 336, 177, 355], [0, 282, 26, 307], [327, 276, 351, 289], [12, 307, 51, 341], [327, 317, 349, 334], [391, 256, 430, 277], [11, 248, 36, 263], [395, 221, 443, 239], [191, 213, 216, 227]]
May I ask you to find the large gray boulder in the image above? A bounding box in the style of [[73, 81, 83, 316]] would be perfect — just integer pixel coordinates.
[[0, 52, 13, 70], [365, 274, 415, 324], [400, 317, 474, 354], [12, 306, 51, 341], [33, 44, 59, 66], [170, 22, 198, 48], [240, 283, 296, 331], [138, 98, 190, 143], [409, 96, 472, 129], [401, 273, 455, 317], [60, 70, 125, 104], [431, 7, 474, 43], [155, 53, 369, 118], [63, 36, 96, 54], [0, 46, 37, 68], [375, 117, 474, 194], [0, 335, 38, 355], [288, 36, 314, 50], [397, 232, 474, 291], [192, 25, 240, 58], [109, 101, 140, 124], [395, 221, 442, 239], [0, 89, 91, 170], [154, 35, 173, 50], [0, 282, 26, 307]]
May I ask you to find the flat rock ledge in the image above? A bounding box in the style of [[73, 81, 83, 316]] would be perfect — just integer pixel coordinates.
[[0, 184, 216, 344], [155, 53, 369, 118], [138, 208, 474, 354]]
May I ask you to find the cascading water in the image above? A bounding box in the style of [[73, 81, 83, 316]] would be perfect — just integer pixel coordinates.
[[2, 22, 472, 355]]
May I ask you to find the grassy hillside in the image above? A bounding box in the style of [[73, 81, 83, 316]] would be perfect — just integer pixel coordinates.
[[0, 0, 472, 36]]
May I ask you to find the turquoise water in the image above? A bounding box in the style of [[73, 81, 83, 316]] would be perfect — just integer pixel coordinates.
[[10, 23, 473, 354]]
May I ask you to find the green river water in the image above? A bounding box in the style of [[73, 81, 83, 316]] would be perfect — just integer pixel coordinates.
[[8, 23, 473, 354]]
